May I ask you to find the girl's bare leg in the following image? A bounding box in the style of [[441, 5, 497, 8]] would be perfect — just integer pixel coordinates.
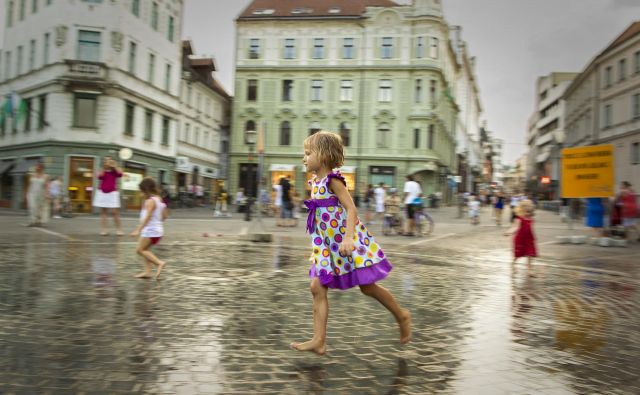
[[135, 257, 153, 278], [291, 278, 328, 355], [527, 257, 535, 277], [112, 208, 123, 235], [100, 208, 108, 234], [135, 238, 166, 280], [360, 283, 411, 344]]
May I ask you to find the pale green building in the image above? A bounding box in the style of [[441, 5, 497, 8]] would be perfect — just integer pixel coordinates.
[[231, 0, 460, 202]]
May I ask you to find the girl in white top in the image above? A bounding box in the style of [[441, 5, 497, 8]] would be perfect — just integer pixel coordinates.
[[130, 177, 168, 280]]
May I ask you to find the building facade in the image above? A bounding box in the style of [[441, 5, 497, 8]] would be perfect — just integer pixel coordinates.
[[0, 0, 183, 211], [177, 41, 231, 200], [564, 22, 640, 192], [230, 0, 473, 202], [525, 72, 578, 199]]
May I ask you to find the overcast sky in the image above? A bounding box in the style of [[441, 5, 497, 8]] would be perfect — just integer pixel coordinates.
[[2, 1, 638, 165]]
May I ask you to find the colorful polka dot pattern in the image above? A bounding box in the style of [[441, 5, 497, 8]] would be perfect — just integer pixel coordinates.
[[308, 172, 387, 281]]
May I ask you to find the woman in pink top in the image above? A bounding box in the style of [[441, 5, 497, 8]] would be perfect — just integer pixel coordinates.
[[94, 156, 124, 235]]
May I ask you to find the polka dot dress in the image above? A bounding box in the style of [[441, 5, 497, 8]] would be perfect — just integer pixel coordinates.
[[307, 172, 392, 289]]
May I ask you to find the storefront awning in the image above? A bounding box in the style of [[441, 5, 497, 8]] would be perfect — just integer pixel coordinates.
[[269, 164, 296, 171], [10, 158, 41, 175], [0, 161, 15, 175]]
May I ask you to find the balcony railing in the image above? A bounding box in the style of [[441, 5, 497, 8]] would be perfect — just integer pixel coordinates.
[[64, 59, 107, 79]]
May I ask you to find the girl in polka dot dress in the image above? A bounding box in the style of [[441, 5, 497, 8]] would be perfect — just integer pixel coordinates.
[[290, 131, 411, 356]]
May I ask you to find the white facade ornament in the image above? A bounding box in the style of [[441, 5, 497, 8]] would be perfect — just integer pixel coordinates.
[[55, 25, 68, 47]]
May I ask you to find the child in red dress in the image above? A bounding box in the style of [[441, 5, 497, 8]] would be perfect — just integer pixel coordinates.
[[505, 199, 537, 276]]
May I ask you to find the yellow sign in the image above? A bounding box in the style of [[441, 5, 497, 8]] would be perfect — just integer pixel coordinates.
[[561, 144, 614, 198]]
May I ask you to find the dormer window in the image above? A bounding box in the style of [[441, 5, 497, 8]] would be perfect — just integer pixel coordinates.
[[328, 7, 341, 14], [253, 8, 274, 15], [291, 8, 312, 14]]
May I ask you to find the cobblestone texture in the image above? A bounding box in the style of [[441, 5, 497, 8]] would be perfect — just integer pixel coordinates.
[[0, 235, 639, 394]]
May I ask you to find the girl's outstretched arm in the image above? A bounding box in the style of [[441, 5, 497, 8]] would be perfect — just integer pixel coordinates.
[[131, 198, 155, 236], [504, 218, 520, 236], [329, 178, 357, 255]]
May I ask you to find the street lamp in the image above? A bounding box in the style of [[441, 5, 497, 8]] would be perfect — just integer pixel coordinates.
[[245, 129, 257, 221], [554, 130, 566, 200]]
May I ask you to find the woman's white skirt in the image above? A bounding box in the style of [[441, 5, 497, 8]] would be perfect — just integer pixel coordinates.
[[93, 190, 121, 208]]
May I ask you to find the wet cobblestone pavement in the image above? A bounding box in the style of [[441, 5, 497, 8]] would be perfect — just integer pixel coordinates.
[[1, 238, 639, 394]]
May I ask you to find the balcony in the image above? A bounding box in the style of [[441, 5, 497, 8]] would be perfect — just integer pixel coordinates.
[[62, 60, 108, 92]]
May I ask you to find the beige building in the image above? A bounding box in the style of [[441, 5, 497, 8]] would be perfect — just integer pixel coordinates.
[[563, 21, 640, 191]]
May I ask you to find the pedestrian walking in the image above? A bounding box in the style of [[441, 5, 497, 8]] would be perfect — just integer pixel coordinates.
[[280, 175, 295, 227], [94, 156, 124, 236], [130, 177, 167, 280], [291, 131, 411, 356], [468, 194, 480, 225], [272, 182, 283, 223], [618, 181, 639, 241], [504, 199, 537, 276], [373, 182, 386, 224], [27, 163, 50, 227], [494, 191, 505, 226], [585, 197, 605, 237], [403, 175, 422, 236], [48, 176, 62, 218]]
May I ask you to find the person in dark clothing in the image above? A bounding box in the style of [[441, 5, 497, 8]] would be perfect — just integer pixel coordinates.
[[280, 176, 295, 227]]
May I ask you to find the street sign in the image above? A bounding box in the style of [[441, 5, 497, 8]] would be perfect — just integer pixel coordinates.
[[561, 144, 614, 198]]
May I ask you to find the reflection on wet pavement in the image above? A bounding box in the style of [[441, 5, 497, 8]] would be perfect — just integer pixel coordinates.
[[0, 241, 638, 394]]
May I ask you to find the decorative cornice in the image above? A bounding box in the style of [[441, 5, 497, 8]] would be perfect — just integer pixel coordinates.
[[274, 108, 298, 119], [303, 109, 328, 120], [333, 109, 358, 120], [373, 109, 396, 121]]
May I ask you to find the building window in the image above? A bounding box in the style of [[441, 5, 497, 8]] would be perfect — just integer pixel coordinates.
[[249, 38, 260, 59], [19, 0, 25, 20], [604, 66, 613, 88], [73, 94, 97, 128], [128, 41, 136, 74], [183, 123, 190, 141], [313, 38, 325, 59], [282, 79, 293, 101], [43, 32, 50, 65], [131, 0, 139, 16], [16, 45, 23, 75], [342, 38, 354, 59], [7, 1, 14, 28], [633, 93, 640, 119], [415, 36, 424, 59], [24, 98, 32, 132], [124, 101, 134, 136], [339, 122, 350, 147], [619, 59, 626, 82], [429, 37, 439, 59], [415, 79, 422, 103], [430, 80, 437, 108], [413, 128, 420, 148], [428, 125, 435, 149], [186, 84, 192, 106], [162, 117, 170, 145], [381, 37, 393, 59], [244, 120, 256, 143], [603, 104, 612, 128], [147, 53, 155, 83], [77, 30, 101, 62], [194, 127, 199, 146], [283, 38, 295, 59], [38, 94, 46, 130], [31, 0, 37, 13], [144, 110, 153, 141], [167, 15, 175, 42], [309, 121, 321, 136], [340, 80, 353, 101], [247, 79, 258, 101], [151, 2, 159, 30], [280, 121, 291, 146], [378, 80, 392, 102], [635, 51, 640, 74], [29, 39, 36, 71], [4, 51, 11, 80], [377, 123, 390, 148], [311, 80, 323, 101], [164, 63, 171, 91], [632, 142, 640, 165]]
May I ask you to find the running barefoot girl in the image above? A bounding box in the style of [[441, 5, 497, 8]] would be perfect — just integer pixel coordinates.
[[291, 131, 411, 356], [130, 177, 168, 280], [504, 199, 537, 276]]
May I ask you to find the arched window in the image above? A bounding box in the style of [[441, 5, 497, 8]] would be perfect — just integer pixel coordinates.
[[244, 120, 256, 144], [377, 123, 390, 148], [280, 121, 291, 146], [309, 121, 321, 135], [339, 122, 350, 147]]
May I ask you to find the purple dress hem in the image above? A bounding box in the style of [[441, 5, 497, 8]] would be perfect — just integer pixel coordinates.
[[309, 258, 393, 290]]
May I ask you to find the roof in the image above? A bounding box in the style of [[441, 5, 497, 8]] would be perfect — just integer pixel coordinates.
[[181, 40, 230, 99], [600, 21, 640, 57], [238, 0, 398, 20]]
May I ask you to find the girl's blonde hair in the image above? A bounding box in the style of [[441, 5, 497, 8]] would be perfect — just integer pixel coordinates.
[[303, 131, 344, 170], [515, 199, 535, 217]]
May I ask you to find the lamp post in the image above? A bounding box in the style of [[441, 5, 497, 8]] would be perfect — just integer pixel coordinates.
[[553, 129, 566, 200], [244, 129, 257, 221]]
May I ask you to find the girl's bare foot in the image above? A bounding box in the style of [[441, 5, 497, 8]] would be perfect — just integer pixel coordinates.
[[135, 272, 152, 279], [399, 309, 412, 344], [289, 340, 326, 356], [155, 261, 166, 280]]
